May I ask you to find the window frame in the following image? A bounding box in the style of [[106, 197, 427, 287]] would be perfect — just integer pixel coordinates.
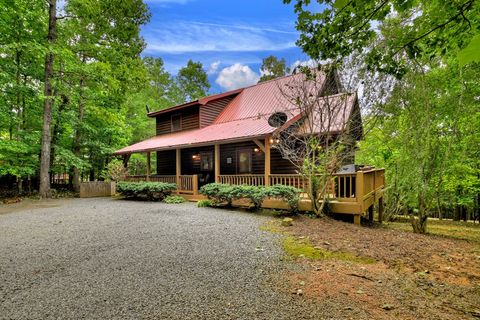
[[199, 151, 214, 171], [237, 149, 252, 174], [171, 114, 182, 132]]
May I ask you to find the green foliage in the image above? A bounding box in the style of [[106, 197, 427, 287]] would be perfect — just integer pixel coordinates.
[[356, 62, 480, 228], [0, 0, 151, 189], [265, 185, 301, 211], [229, 185, 269, 210], [259, 55, 289, 82], [176, 60, 210, 102], [163, 195, 186, 204], [457, 34, 480, 66], [199, 183, 235, 206], [101, 159, 128, 182], [200, 183, 301, 211], [197, 199, 213, 207], [285, 0, 480, 77], [116, 182, 176, 201]]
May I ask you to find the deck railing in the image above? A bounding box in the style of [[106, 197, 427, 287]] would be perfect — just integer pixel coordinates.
[[124, 169, 384, 208], [334, 173, 357, 201], [178, 175, 199, 195], [125, 175, 177, 183], [269, 174, 307, 190], [218, 175, 265, 186], [123, 174, 198, 195]]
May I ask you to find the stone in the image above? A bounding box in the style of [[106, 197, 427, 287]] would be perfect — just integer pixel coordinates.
[[281, 218, 293, 227], [382, 304, 395, 311]]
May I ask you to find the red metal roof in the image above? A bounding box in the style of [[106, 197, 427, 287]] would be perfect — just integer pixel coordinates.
[[114, 72, 357, 155], [114, 118, 273, 154], [147, 88, 243, 117]]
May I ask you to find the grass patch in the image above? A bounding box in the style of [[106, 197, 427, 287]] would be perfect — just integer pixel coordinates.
[[197, 199, 213, 207], [163, 195, 186, 204], [259, 220, 285, 233], [386, 219, 480, 245], [282, 236, 376, 264]]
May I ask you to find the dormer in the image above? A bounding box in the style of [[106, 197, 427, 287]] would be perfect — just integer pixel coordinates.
[[148, 89, 242, 136]]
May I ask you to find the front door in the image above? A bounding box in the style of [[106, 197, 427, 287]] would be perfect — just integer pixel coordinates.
[[199, 151, 214, 186]]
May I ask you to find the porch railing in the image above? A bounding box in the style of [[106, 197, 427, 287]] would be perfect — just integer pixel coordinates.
[[123, 174, 198, 195], [123, 169, 384, 207], [124, 175, 176, 183], [269, 174, 307, 190], [218, 175, 265, 186], [178, 175, 198, 195]]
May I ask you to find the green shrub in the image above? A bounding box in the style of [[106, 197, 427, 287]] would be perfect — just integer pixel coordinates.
[[101, 159, 128, 182], [200, 183, 301, 212], [199, 183, 235, 206], [229, 185, 268, 210], [197, 199, 213, 207], [117, 182, 176, 201], [265, 185, 301, 211], [163, 195, 186, 204]]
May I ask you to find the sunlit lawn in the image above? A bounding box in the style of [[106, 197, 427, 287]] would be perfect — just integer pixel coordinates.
[[386, 218, 480, 245]]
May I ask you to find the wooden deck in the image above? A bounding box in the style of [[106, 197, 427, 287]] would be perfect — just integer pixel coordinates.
[[123, 169, 385, 225]]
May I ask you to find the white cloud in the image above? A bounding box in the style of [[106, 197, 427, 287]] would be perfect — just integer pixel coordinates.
[[290, 59, 318, 72], [215, 63, 260, 91], [144, 21, 296, 54], [207, 61, 221, 75], [190, 22, 298, 35]]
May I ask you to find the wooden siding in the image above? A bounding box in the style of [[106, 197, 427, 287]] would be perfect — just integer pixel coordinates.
[[180, 146, 215, 175], [199, 96, 236, 128], [156, 142, 298, 176], [156, 105, 200, 135], [156, 150, 176, 175], [220, 141, 265, 175], [270, 148, 298, 174]]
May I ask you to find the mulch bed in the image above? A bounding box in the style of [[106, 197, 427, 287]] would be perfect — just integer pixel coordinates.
[[271, 216, 480, 320]]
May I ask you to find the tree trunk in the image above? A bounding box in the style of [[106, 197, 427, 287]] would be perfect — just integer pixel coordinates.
[[72, 75, 86, 193], [39, 0, 57, 198], [411, 196, 428, 233], [50, 94, 69, 183]]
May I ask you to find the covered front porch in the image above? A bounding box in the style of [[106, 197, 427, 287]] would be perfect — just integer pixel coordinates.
[[120, 136, 385, 224]]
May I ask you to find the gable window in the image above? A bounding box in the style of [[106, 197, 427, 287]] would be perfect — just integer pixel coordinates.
[[171, 114, 182, 132], [238, 150, 252, 174]]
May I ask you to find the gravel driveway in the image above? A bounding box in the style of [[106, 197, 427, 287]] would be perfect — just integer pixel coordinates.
[[0, 198, 319, 319]]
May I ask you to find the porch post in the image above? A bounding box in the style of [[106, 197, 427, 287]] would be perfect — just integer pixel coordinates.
[[378, 197, 384, 223], [176, 148, 181, 192], [192, 174, 199, 195], [146, 152, 151, 181], [122, 154, 131, 169], [214, 144, 220, 183], [356, 171, 365, 213], [264, 136, 271, 186]]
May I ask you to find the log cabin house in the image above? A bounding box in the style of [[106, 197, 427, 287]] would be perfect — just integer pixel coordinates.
[[114, 71, 384, 224]]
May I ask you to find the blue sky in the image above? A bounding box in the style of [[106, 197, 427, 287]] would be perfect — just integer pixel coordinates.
[[142, 0, 313, 93]]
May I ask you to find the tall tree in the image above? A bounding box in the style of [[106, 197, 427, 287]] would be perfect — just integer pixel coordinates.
[[285, 0, 480, 77], [259, 55, 289, 82], [55, 0, 150, 190], [176, 60, 210, 101], [39, 0, 57, 198], [0, 0, 46, 193], [125, 57, 179, 143], [286, 0, 480, 232]]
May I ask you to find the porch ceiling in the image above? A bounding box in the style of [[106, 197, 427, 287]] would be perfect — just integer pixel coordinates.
[[113, 117, 274, 155]]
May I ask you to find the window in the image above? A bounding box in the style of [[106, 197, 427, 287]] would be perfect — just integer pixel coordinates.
[[238, 150, 251, 174], [171, 114, 182, 132], [200, 152, 213, 171]]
